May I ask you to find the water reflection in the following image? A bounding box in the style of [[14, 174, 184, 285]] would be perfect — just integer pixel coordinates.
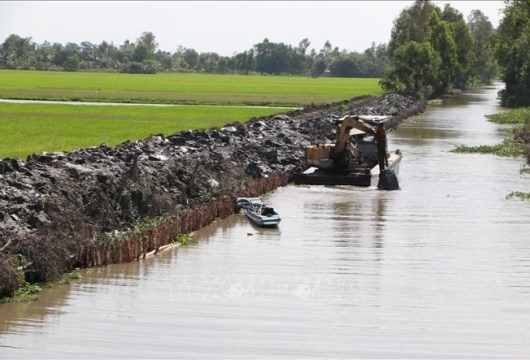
[[0, 284, 71, 337], [373, 195, 386, 249]]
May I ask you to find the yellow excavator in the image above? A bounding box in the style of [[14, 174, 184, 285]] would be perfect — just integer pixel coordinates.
[[294, 115, 401, 190]]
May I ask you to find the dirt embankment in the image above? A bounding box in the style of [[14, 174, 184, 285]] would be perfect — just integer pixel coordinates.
[[0, 94, 425, 297]]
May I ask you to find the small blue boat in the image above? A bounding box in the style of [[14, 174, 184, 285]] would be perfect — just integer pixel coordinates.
[[236, 197, 281, 227]]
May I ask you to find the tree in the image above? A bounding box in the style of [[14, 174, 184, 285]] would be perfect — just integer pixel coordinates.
[[441, 4, 475, 88], [63, 53, 81, 71], [0, 34, 34, 69], [119, 32, 159, 74], [79, 41, 97, 69], [254, 38, 294, 75], [292, 38, 311, 74], [133, 43, 151, 62], [197, 52, 220, 73], [96, 41, 119, 69], [136, 32, 158, 55], [54, 42, 81, 71], [468, 10, 497, 85], [389, 0, 437, 54], [118, 40, 135, 64], [382, 0, 478, 98], [310, 53, 326, 77], [321, 40, 332, 57], [380, 41, 441, 98], [183, 48, 199, 69], [429, 11, 457, 95], [155, 50, 173, 71], [233, 50, 254, 74], [0, 32, 394, 78], [495, 0, 530, 107], [329, 54, 358, 77], [34, 41, 55, 70]]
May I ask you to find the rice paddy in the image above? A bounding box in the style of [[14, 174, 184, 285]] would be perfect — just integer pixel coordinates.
[[0, 70, 383, 158]]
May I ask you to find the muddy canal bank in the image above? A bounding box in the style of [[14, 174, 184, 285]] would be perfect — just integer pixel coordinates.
[[0, 94, 425, 297]]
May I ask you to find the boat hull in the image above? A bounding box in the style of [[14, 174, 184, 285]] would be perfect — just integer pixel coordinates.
[[236, 197, 281, 227], [244, 208, 281, 227]]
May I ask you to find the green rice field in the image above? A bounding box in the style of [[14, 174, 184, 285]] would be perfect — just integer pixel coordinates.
[[0, 102, 292, 159], [0, 70, 383, 159], [0, 70, 382, 107]]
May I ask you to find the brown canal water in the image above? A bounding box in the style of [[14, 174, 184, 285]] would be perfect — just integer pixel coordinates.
[[1, 84, 530, 358]]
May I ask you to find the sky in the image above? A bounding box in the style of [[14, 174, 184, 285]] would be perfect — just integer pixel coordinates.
[[0, 1, 505, 56]]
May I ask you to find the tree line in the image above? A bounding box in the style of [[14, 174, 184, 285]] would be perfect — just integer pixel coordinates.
[[0, 32, 391, 78], [2, 1, 528, 108], [381, 0, 530, 108], [380, 1, 498, 100]]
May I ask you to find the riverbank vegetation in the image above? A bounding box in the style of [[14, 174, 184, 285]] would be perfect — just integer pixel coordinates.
[[0, 70, 382, 106], [488, 107, 530, 163], [495, 0, 530, 107]]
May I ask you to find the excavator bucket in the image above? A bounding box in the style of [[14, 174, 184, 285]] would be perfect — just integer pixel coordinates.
[[377, 169, 399, 190]]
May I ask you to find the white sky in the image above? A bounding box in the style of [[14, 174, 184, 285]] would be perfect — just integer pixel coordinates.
[[0, 1, 505, 56]]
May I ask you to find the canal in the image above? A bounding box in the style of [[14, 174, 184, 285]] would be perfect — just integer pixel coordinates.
[[1, 84, 529, 358]]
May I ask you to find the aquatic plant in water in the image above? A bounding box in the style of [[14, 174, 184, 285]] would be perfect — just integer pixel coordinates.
[[486, 108, 530, 124], [12, 255, 41, 302], [451, 139, 524, 157], [175, 234, 195, 245], [506, 191, 530, 201]]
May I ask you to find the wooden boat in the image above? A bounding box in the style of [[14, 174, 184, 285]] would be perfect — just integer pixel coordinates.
[[236, 197, 281, 227]]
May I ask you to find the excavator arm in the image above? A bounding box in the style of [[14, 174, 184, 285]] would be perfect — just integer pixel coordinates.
[[331, 116, 375, 157]]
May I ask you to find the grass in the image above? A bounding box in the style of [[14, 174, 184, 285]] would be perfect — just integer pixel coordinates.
[[0, 70, 383, 159], [0, 102, 292, 159], [0, 70, 383, 107]]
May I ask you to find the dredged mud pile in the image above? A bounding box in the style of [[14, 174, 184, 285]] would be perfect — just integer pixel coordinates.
[[0, 94, 425, 297]]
